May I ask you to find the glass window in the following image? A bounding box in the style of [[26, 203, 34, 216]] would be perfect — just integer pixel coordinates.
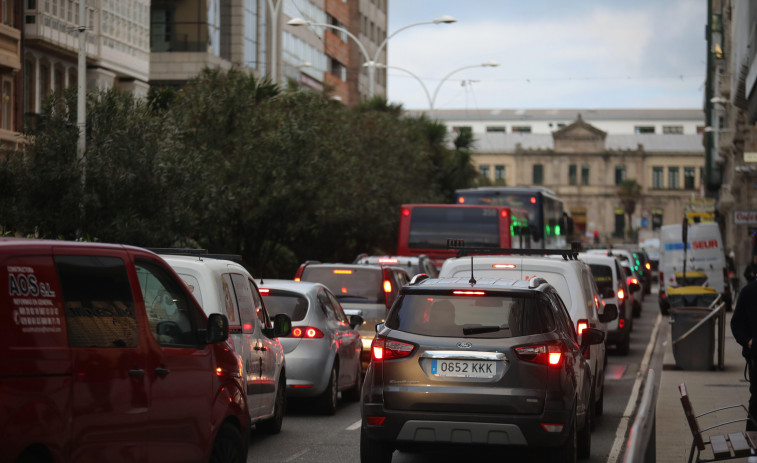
[[56, 255, 138, 348], [326, 290, 349, 324], [569, 164, 577, 185], [533, 164, 543, 185], [407, 206, 503, 249], [486, 126, 505, 133], [230, 274, 257, 334], [669, 167, 680, 190], [136, 260, 200, 347], [635, 126, 655, 134], [218, 274, 240, 326], [615, 165, 626, 185], [479, 165, 490, 179], [1, 80, 11, 130], [386, 294, 555, 339], [581, 165, 590, 185], [261, 289, 309, 322], [318, 290, 337, 320], [663, 125, 684, 134], [495, 165, 505, 181], [653, 167, 664, 189], [512, 126, 531, 133], [301, 267, 384, 304], [684, 167, 696, 190]]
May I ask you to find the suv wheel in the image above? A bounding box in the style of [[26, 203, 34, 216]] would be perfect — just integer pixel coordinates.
[[549, 412, 577, 463], [360, 428, 394, 463], [578, 394, 593, 458], [257, 374, 286, 434], [317, 364, 339, 415], [342, 361, 363, 402], [210, 423, 247, 463]]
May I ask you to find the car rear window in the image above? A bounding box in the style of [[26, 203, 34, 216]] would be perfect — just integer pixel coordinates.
[[588, 264, 614, 296], [300, 267, 383, 304], [385, 293, 555, 338], [261, 289, 309, 322]]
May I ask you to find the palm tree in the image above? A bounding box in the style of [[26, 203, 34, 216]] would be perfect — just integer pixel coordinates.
[[617, 179, 642, 241]]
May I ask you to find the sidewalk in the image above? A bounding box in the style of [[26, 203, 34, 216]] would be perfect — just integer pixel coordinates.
[[655, 309, 752, 462]]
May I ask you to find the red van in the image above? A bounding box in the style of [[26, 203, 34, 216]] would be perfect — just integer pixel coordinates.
[[0, 239, 251, 463]]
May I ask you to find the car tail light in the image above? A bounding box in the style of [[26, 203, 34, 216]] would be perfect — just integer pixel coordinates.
[[371, 338, 414, 361], [645, 263, 651, 271], [366, 416, 386, 426], [452, 290, 486, 296], [577, 319, 588, 336], [659, 272, 666, 298], [515, 343, 563, 367], [259, 288, 270, 295], [493, 264, 516, 269], [382, 267, 395, 309], [294, 263, 308, 281], [333, 269, 353, 274], [628, 277, 638, 285], [618, 288, 625, 300], [383, 280, 392, 293], [291, 326, 325, 339], [458, 197, 466, 204], [378, 258, 398, 264], [619, 318, 625, 328], [541, 423, 565, 433]]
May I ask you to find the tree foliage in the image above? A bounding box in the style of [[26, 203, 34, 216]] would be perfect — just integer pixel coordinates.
[[0, 68, 476, 277]]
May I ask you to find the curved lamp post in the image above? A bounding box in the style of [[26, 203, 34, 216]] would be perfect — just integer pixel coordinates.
[[287, 15, 456, 97], [368, 61, 499, 115]]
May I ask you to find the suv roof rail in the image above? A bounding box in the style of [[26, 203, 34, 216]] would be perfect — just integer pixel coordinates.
[[409, 273, 430, 285], [353, 253, 368, 263], [149, 248, 244, 264], [449, 240, 582, 261], [529, 277, 549, 289]]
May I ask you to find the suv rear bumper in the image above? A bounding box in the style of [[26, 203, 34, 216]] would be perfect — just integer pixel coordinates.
[[361, 403, 573, 448]]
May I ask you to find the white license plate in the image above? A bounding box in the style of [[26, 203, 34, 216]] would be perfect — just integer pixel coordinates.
[[431, 359, 496, 378]]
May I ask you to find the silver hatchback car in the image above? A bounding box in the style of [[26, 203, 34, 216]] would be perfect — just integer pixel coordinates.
[[260, 280, 363, 414]]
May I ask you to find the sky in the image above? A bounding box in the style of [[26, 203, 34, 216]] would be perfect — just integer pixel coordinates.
[[386, 0, 707, 111]]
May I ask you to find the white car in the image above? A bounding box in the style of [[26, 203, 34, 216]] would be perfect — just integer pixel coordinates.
[[438, 251, 618, 419], [160, 253, 291, 434]]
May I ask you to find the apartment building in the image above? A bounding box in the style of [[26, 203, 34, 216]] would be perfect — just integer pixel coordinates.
[[23, 0, 151, 120], [425, 109, 706, 241], [0, 0, 21, 151]]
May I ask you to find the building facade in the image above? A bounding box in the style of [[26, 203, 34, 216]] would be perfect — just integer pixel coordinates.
[[0, 0, 22, 151], [705, 0, 757, 279], [426, 109, 706, 244], [23, 0, 151, 118]]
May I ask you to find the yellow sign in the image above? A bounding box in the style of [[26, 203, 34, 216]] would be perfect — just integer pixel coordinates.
[[744, 152, 757, 163]]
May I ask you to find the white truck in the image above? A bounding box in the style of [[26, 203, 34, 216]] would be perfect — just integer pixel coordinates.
[[657, 222, 731, 313]]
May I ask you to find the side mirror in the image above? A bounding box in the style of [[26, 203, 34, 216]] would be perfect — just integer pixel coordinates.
[[581, 327, 605, 347], [375, 322, 385, 333], [206, 313, 229, 344], [598, 303, 618, 323], [629, 282, 641, 292], [272, 313, 291, 338], [349, 314, 364, 329]]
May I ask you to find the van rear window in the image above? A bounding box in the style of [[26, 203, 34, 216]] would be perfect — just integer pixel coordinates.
[[588, 264, 614, 296], [385, 294, 554, 338], [55, 255, 138, 348]]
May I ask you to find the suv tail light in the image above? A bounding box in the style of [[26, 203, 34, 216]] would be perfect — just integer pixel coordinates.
[[290, 326, 325, 339], [515, 343, 563, 367], [617, 288, 625, 300], [576, 319, 590, 359], [659, 272, 666, 298], [371, 337, 414, 361]]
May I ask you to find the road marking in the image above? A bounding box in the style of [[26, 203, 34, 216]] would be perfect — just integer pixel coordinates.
[[346, 419, 362, 431], [607, 312, 663, 463], [285, 449, 309, 462]]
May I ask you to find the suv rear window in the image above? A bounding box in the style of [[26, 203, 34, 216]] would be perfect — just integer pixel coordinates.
[[386, 293, 555, 338], [261, 290, 309, 322], [588, 264, 614, 296], [300, 267, 383, 304]]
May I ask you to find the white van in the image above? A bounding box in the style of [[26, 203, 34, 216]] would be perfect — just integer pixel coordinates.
[[658, 222, 732, 312]]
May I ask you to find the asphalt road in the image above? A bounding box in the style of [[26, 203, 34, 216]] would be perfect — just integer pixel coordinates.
[[246, 288, 661, 463]]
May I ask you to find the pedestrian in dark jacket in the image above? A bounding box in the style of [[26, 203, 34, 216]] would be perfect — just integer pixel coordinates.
[[731, 278, 757, 430], [744, 255, 757, 283]]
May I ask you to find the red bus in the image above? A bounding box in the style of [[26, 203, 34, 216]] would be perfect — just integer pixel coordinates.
[[397, 204, 530, 269]]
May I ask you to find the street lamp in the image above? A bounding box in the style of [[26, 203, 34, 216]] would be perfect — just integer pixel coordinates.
[[287, 15, 456, 97], [367, 61, 499, 115]]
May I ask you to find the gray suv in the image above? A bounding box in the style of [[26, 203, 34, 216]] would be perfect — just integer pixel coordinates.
[[360, 276, 605, 463]]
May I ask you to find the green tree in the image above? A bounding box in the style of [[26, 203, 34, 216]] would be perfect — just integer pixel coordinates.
[[617, 179, 642, 241]]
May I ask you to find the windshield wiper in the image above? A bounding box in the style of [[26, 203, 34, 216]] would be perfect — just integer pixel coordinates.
[[463, 325, 503, 335]]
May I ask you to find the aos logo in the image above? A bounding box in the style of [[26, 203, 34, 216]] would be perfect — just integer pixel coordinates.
[[8, 272, 55, 297]]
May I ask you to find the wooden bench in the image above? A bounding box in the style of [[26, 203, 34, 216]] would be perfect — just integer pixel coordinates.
[[680, 382, 757, 462]]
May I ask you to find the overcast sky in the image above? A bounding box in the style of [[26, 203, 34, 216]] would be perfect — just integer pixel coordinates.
[[386, 0, 707, 111]]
